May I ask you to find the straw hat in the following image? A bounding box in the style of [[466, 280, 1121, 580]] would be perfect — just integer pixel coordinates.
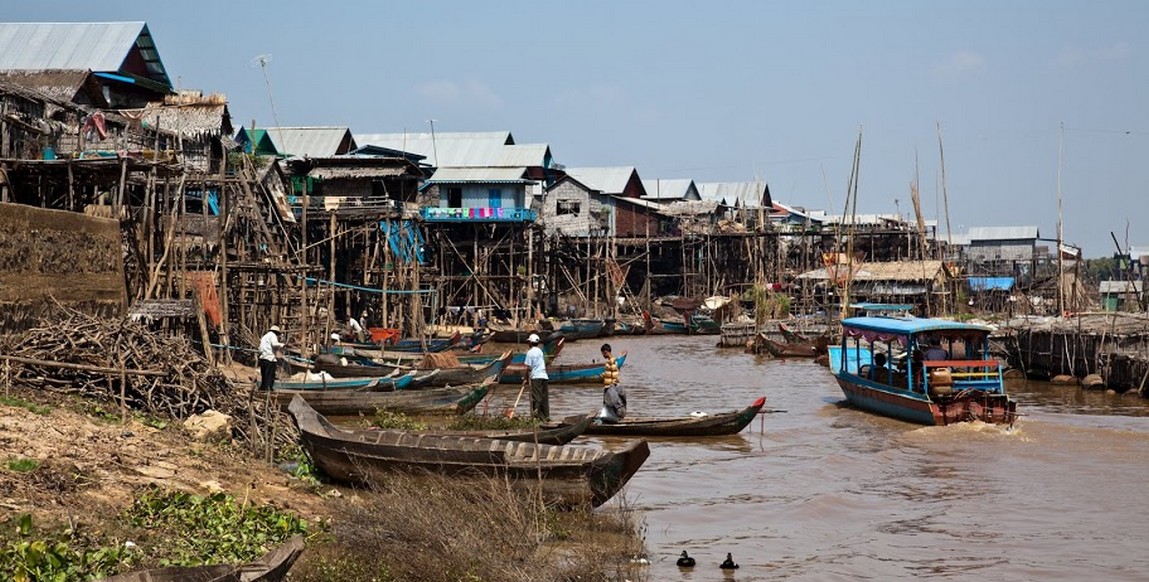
[[269, 325, 281, 333]]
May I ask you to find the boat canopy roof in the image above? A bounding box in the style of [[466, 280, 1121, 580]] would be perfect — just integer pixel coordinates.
[[841, 316, 994, 337]]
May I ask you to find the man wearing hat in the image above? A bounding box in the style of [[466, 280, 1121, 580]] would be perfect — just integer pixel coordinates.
[[523, 333, 549, 420], [258, 325, 285, 391]]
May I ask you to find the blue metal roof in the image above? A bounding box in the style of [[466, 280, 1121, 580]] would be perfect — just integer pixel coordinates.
[[841, 316, 994, 335], [850, 302, 914, 312]]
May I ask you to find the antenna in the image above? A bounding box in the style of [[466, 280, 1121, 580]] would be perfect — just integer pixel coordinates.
[[251, 54, 283, 142], [427, 119, 439, 167]]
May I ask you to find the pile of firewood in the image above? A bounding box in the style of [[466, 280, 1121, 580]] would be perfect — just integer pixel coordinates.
[[0, 304, 287, 448]]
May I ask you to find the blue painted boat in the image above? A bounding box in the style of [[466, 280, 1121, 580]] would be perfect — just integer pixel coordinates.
[[273, 376, 380, 391], [499, 353, 627, 385], [557, 319, 605, 340], [828, 316, 1018, 426]]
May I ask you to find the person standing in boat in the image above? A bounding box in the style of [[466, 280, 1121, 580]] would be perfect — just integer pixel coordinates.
[[598, 343, 627, 423], [257, 325, 285, 391], [524, 333, 550, 420]]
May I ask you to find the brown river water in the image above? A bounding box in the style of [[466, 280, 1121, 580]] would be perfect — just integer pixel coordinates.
[[527, 335, 1149, 581]]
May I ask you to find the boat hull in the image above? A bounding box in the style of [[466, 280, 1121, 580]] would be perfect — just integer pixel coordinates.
[[834, 376, 1017, 426], [556, 397, 767, 437], [273, 384, 491, 416], [498, 354, 627, 385]]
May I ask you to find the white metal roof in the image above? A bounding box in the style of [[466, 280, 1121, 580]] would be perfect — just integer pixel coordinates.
[[355, 131, 524, 167], [1099, 280, 1144, 294], [425, 167, 532, 183], [967, 225, 1040, 241], [696, 181, 768, 207], [0, 22, 169, 86], [264, 127, 354, 158], [564, 167, 638, 195], [641, 178, 697, 201]]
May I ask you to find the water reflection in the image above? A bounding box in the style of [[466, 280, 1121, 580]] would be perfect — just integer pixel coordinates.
[[537, 335, 1149, 581]]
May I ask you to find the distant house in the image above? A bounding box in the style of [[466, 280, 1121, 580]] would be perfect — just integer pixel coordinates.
[[234, 128, 279, 156], [640, 178, 701, 203], [795, 260, 952, 316], [0, 21, 173, 108], [282, 155, 425, 216], [355, 131, 561, 188], [696, 181, 773, 226], [419, 167, 537, 223], [120, 91, 232, 172], [242, 126, 358, 159], [1100, 280, 1145, 312], [967, 226, 1039, 262], [542, 175, 612, 237], [564, 167, 647, 199]]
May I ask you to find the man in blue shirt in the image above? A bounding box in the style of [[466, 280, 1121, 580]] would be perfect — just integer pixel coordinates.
[[524, 333, 549, 420]]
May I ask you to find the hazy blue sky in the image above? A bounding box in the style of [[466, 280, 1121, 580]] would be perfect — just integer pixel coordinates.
[[10, 1, 1148, 257]]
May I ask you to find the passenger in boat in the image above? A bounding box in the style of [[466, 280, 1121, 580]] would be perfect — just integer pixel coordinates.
[[870, 352, 890, 384], [924, 337, 950, 361], [598, 343, 627, 424], [524, 333, 550, 420]]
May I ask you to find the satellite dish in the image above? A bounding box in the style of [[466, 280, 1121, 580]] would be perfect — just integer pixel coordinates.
[[251, 54, 273, 68]]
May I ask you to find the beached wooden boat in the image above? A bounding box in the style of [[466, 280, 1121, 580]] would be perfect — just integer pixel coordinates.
[[498, 354, 628, 385], [98, 535, 303, 581], [385, 332, 461, 353], [828, 316, 1019, 426], [273, 383, 492, 416], [288, 396, 649, 507], [548, 398, 768, 437]]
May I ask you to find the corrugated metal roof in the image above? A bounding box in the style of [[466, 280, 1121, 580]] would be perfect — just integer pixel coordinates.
[[0, 22, 169, 87], [425, 167, 532, 183], [641, 178, 696, 200], [1099, 280, 1144, 294], [565, 167, 638, 194], [696, 181, 768, 207], [355, 131, 518, 167], [264, 127, 354, 158], [967, 225, 1039, 241]]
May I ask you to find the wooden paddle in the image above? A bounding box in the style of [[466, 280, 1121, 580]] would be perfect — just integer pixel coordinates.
[[506, 379, 528, 418]]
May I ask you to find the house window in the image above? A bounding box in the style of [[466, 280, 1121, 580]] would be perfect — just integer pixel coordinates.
[[488, 189, 502, 208], [447, 187, 463, 208], [557, 200, 581, 215]]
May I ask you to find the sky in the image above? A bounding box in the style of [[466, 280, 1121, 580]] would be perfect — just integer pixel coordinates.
[[9, 1, 1149, 257]]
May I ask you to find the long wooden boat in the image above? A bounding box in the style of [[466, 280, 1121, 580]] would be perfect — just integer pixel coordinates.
[[288, 396, 650, 507], [415, 351, 512, 388], [485, 326, 559, 345], [498, 354, 628, 385], [99, 536, 304, 582], [828, 316, 1019, 426], [660, 313, 721, 335], [273, 376, 381, 391], [756, 333, 828, 358], [547, 397, 768, 437], [557, 318, 606, 340], [414, 414, 594, 446], [273, 383, 492, 416]]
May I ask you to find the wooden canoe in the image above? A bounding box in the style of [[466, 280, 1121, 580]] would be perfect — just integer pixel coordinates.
[[98, 535, 303, 582], [498, 354, 627, 385], [548, 397, 768, 437], [273, 382, 492, 416], [272, 376, 381, 391], [756, 333, 827, 358], [415, 351, 512, 388], [441, 414, 594, 446], [288, 396, 649, 508]]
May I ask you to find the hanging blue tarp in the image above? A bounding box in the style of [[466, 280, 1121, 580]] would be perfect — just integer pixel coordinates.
[[380, 219, 425, 264], [969, 277, 1015, 292]]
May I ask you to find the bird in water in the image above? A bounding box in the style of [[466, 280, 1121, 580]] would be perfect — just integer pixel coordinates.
[[720, 552, 739, 570], [676, 550, 696, 568]]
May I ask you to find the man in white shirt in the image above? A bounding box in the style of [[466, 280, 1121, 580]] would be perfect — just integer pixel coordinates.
[[258, 325, 284, 391], [523, 333, 549, 420], [348, 312, 365, 342]]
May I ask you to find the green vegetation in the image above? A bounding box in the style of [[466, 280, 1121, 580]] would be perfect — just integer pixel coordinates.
[[0, 395, 51, 416], [447, 414, 538, 431], [371, 410, 429, 431], [0, 487, 311, 581], [0, 514, 132, 582], [124, 486, 310, 566], [6, 458, 39, 473]]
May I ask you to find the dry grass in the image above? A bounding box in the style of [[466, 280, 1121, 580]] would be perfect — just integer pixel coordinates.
[[291, 472, 647, 582]]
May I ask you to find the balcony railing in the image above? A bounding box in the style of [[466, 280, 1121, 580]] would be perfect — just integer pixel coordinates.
[[420, 206, 537, 223]]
